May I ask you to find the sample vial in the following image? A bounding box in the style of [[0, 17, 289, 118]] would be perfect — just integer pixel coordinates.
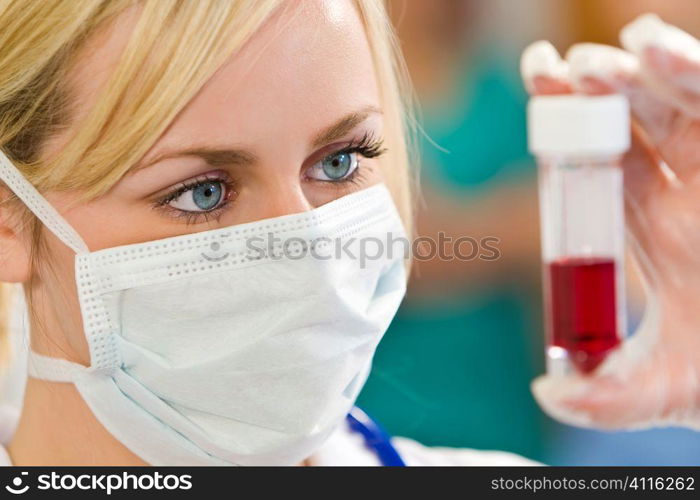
[[527, 94, 630, 375]]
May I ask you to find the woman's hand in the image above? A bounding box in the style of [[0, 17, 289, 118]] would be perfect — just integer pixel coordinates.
[[520, 13, 700, 431]]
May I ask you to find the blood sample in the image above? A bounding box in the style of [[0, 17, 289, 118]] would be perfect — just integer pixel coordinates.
[[528, 94, 630, 375], [548, 257, 619, 373]]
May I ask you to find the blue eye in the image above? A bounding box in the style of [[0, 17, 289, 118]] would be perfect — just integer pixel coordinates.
[[168, 180, 226, 212], [308, 151, 359, 181]]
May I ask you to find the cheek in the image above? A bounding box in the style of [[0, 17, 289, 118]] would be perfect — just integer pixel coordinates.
[[36, 230, 80, 300], [66, 193, 178, 250], [368, 160, 386, 183]]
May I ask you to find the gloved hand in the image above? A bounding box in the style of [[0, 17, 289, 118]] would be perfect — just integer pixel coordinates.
[[520, 13, 700, 431]]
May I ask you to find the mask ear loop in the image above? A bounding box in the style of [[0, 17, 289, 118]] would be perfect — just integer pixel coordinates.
[[26, 352, 87, 383], [0, 149, 93, 381], [0, 149, 89, 255]]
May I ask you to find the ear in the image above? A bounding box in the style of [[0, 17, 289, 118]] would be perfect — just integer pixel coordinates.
[[0, 186, 32, 283]]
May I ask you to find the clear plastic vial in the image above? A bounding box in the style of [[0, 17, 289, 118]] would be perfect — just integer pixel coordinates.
[[527, 95, 630, 375]]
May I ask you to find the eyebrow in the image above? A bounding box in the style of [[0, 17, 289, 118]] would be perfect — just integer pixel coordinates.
[[311, 105, 382, 148], [132, 105, 382, 173]]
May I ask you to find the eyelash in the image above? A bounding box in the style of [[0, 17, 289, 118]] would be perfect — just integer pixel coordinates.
[[310, 132, 386, 186], [335, 131, 386, 161], [153, 133, 386, 225], [152, 174, 235, 226]]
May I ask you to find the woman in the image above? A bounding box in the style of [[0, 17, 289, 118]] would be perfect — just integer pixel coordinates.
[[0, 0, 536, 466], [0, 1, 698, 466]]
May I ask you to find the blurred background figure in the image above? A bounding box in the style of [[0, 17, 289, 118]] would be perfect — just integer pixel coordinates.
[[358, 0, 700, 465]]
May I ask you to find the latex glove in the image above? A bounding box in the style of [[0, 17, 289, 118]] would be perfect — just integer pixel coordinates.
[[520, 13, 700, 431]]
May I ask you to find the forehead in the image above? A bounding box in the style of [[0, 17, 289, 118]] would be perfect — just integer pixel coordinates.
[[158, 0, 380, 154], [63, 0, 381, 162]]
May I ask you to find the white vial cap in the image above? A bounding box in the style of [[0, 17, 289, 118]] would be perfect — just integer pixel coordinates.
[[528, 94, 630, 156]]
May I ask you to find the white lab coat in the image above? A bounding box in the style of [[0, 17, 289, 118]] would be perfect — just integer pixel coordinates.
[[0, 286, 541, 466]]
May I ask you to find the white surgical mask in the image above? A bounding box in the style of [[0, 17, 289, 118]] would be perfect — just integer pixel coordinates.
[[0, 151, 407, 465]]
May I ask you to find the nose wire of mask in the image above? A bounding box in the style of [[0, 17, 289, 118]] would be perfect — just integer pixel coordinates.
[[0, 148, 408, 466]]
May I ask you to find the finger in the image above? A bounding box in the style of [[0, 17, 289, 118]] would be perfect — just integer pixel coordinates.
[[530, 368, 664, 431], [531, 376, 595, 428], [621, 13, 700, 67], [531, 375, 651, 430], [645, 46, 700, 98], [625, 121, 678, 212], [564, 43, 684, 203], [622, 128, 671, 286], [520, 40, 572, 95], [620, 15, 700, 183], [621, 13, 700, 113], [640, 48, 700, 185], [564, 45, 676, 208], [551, 373, 664, 431], [566, 43, 679, 145], [566, 43, 638, 95]]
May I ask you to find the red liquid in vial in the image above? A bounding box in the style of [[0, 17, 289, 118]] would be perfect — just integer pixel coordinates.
[[548, 257, 620, 373]]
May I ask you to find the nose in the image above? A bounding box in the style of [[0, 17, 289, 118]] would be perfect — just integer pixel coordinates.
[[256, 182, 313, 220]]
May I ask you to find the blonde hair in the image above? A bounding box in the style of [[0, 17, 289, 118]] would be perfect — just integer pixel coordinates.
[[0, 0, 417, 361]]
